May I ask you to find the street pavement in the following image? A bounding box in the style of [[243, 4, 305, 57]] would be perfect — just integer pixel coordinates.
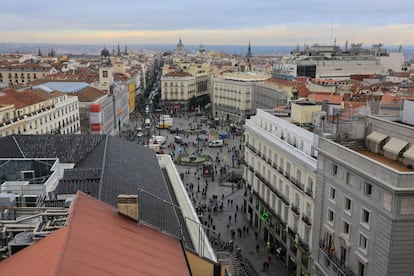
[[152, 112, 289, 276]]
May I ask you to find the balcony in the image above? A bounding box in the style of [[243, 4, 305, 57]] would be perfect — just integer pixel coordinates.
[[319, 240, 357, 276], [272, 162, 278, 170], [302, 215, 312, 226], [278, 167, 284, 175], [291, 204, 300, 216], [287, 226, 297, 239], [305, 188, 313, 198], [248, 165, 254, 173], [281, 195, 289, 205], [291, 177, 304, 191], [299, 237, 310, 252]]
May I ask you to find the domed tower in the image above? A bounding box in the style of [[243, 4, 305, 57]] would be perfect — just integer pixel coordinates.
[[99, 46, 113, 92], [175, 38, 185, 55], [101, 46, 111, 65]]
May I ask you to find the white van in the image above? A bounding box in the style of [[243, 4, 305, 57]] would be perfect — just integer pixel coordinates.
[[208, 140, 224, 147]]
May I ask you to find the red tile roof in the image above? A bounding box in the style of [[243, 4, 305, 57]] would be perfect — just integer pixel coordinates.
[[307, 93, 343, 104], [164, 71, 193, 77], [69, 87, 106, 102], [0, 88, 61, 109], [0, 192, 190, 276]]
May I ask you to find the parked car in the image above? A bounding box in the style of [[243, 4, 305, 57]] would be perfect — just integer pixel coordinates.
[[208, 140, 224, 147], [174, 136, 184, 144]]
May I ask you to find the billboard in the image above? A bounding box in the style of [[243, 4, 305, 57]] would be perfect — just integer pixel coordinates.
[[90, 104, 102, 134]]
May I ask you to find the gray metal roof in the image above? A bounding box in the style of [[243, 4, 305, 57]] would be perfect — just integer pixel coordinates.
[[0, 134, 181, 236]]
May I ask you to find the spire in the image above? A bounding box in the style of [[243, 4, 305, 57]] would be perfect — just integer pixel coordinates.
[[117, 44, 121, 56], [124, 45, 128, 55], [38, 48, 42, 57], [246, 41, 252, 57]]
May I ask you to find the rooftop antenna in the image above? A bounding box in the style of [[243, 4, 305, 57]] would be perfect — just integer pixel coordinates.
[[330, 18, 334, 45]]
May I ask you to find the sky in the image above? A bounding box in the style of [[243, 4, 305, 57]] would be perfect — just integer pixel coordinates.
[[1, 0, 414, 46]]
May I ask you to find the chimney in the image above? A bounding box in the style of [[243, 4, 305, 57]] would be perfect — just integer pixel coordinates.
[[117, 195, 139, 221]]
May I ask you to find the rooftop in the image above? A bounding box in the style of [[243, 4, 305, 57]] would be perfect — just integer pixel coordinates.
[[0, 191, 190, 276], [357, 150, 413, 172]]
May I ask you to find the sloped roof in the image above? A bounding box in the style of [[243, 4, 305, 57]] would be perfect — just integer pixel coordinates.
[[0, 135, 182, 238], [8, 135, 106, 163], [307, 93, 343, 105], [69, 86, 106, 102], [0, 192, 190, 276], [0, 88, 61, 109]]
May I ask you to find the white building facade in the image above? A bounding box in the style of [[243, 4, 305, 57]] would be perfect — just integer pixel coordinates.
[[243, 109, 318, 276], [0, 93, 80, 137]]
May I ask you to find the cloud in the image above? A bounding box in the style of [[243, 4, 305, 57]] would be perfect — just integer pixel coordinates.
[[2, 23, 414, 46], [0, 0, 413, 45]]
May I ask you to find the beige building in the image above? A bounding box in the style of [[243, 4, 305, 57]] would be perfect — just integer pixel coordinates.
[[0, 63, 50, 86], [161, 61, 212, 112], [212, 73, 271, 123], [0, 88, 80, 137], [161, 71, 196, 111]]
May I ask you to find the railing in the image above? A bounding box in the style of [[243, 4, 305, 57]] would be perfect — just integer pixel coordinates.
[[299, 237, 310, 252], [302, 215, 312, 226], [305, 188, 313, 198], [319, 240, 357, 276], [272, 162, 278, 170], [291, 177, 304, 191], [291, 204, 300, 215], [287, 226, 297, 239]]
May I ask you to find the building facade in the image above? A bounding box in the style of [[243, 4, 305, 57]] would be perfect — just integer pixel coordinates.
[[243, 109, 318, 276], [0, 64, 50, 86], [161, 71, 196, 112], [0, 88, 80, 137], [312, 116, 414, 276], [212, 73, 271, 123]]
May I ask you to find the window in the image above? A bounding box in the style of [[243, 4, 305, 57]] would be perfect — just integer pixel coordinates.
[[361, 209, 370, 226], [364, 182, 372, 197], [328, 209, 335, 224], [358, 261, 366, 276], [332, 164, 338, 176], [359, 234, 368, 250], [307, 178, 313, 194], [345, 172, 351, 185], [343, 221, 350, 235], [345, 197, 352, 212], [329, 187, 336, 201]]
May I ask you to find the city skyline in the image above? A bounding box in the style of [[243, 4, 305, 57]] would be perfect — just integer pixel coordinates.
[[1, 0, 414, 46]]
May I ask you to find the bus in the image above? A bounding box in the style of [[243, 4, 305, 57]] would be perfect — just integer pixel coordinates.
[[144, 118, 151, 129]]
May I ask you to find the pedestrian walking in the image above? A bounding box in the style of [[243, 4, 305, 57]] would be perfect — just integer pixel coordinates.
[[234, 212, 237, 221], [256, 244, 260, 254], [236, 204, 239, 212]]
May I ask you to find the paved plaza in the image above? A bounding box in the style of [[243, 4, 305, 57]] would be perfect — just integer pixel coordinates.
[[150, 112, 289, 276]]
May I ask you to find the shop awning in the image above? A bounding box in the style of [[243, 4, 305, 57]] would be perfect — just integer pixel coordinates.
[[403, 145, 414, 160], [383, 137, 409, 155], [366, 131, 388, 144]]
